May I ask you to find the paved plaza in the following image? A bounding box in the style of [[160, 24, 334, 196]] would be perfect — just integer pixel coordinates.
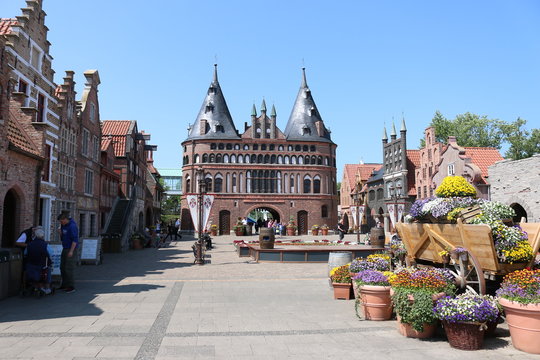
[[0, 233, 537, 359]]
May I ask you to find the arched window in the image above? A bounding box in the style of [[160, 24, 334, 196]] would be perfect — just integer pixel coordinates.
[[205, 175, 213, 192], [202, 154, 208, 163], [218, 143, 224, 150], [251, 154, 256, 163], [226, 143, 232, 150], [239, 172, 243, 192], [244, 154, 250, 163], [210, 143, 217, 150], [295, 145, 301, 151], [288, 145, 293, 151], [234, 144, 240, 150], [244, 172, 249, 193], [185, 177, 191, 193], [376, 188, 384, 200], [216, 154, 222, 163], [243, 144, 249, 150], [311, 156, 317, 164], [271, 155, 276, 164], [313, 176, 321, 194], [185, 155, 189, 164], [304, 156, 310, 164], [277, 172, 282, 193], [261, 144, 267, 151], [264, 155, 269, 164], [237, 155, 243, 163], [284, 156, 290, 164], [298, 156, 304, 165], [325, 157, 329, 165], [231, 154, 237, 163], [303, 145, 308, 152], [317, 156, 322, 165], [223, 154, 229, 163], [209, 154, 215, 163], [310, 145, 316, 152], [277, 155, 283, 164], [226, 173, 230, 192], [291, 156, 296, 164], [369, 190, 375, 201], [278, 145, 284, 151], [214, 174, 223, 193], [194, 154, 200, 163], [290, 175, 295, 193], [303, 176, 311, 193], [257, 154, 263, 163], [270, 170, 275, 193], [321, 205, 328, 218]]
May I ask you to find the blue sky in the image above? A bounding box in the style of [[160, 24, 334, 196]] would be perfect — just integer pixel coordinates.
[[1, 0, 539, 180]]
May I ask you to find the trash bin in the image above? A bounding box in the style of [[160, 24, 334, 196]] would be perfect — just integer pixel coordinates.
[[8, 248, 22, 296], [0, 249, 10, 300], [370, 227, 385, 247], [259, 228, 275, 249]]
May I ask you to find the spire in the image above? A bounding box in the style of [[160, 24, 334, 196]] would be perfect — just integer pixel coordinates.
[[401, 114, 407, 132], [261, 99, 267, 113], [382, 126, 388, 141], [284, 68, 333, 143], [390, 122, 397, 138], [185, 65, 240, 141], [270, 104, 276, 117], [251, 104, 257, 117], [212, 63, 218, 84]]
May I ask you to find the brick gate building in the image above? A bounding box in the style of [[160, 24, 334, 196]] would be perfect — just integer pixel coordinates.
[[180, 66, 338, 235]]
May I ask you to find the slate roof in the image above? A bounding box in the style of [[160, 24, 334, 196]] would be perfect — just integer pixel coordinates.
[[185, 65, 240, 141], [0, 18, 17, 35], [284, 68, 333, 143]]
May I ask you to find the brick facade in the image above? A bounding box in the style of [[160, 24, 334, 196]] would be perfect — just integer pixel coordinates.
[[489, 155, 540, 222], [415, 127, 445, 199]]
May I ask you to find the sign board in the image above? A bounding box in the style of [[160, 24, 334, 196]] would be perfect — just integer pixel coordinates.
[[80, 238, 101, 265], [48, 244, 63, 276]]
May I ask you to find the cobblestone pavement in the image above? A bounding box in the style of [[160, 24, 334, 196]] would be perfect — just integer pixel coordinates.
[[0, 232, 537, 359]]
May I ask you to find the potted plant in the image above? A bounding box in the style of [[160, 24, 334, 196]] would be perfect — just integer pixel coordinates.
[[496, 268, 540, 354], [330, 265, 353, 300], [233, 221, 245, 236], [433, 293, 499, 350], [210, 224, 218, 236], [311, 224, 320, 235], [353, 270, 393, 320], [320, 224, 329, 236], [287, 217, 297, 236], [389, 267, 456, 338], [131, 233, 144, 250], [349, 254, 391, 298]]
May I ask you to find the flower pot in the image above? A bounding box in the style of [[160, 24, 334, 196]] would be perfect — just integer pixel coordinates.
[[312, 229, 319, 236], [132, 237, 143, 250], [321, 228, 329, 236], [235, 228, 244, 236], [286, 227, 295, 236], [396, 316, 437, 338], [359, 285, 392, 320], [498, 298, 540, 354], [210, 229, 217, 236], [442, 321, 485, 350], [332, 282, 353, 300]]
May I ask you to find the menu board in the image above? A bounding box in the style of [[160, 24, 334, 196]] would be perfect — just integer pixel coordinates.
[[80, 238, 101, 265], [48, 244, 62, 275]]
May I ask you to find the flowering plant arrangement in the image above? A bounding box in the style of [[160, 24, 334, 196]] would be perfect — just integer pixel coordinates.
[[496, 268, 540, 304], [390, 237, 407, 257], [478, 201, 515, 221], [330, 265, 352, 284], [311, 224, 320, 230], [408, 197, 434, 220], [320, 224, 329, 230], [435, 176, 477, 198], [433, 293, 500, 323], [210, 224, 218, 230], [390, 267, 457, 331], [438, 250, 449, 257], [353, 270, 391, 286], [349, 254, 391, 273]]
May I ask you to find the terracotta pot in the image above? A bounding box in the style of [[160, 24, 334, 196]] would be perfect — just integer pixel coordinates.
[[287, 227, 295, 236], [359, 285, 392, 320], [321, 228, 329, 236], [442, 321, 485, 350], [332, 282, 353, 300], [396, 315, 437, 338], [210, 229, 217, 236], [499, 298, 540, 354], [350, 273, 359, 298], [312, 229, 319, 236]]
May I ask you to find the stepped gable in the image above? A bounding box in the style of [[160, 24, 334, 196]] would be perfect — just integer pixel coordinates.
[[462, 147, 504, 183], [6, 112, 42, 158], [101, 120, 134, 157], [284, 68, 333, 143], [186, 64, 240, 141], [406, 150, 421, 196]]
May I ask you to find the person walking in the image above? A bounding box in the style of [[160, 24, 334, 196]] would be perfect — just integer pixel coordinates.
[[337, 218, 347, 241], [58, 213, 79, 293], [175, 218, 182, 239]]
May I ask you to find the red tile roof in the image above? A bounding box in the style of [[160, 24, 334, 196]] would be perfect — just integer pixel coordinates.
[[101, 121, 133, 157], [462, 147, 504, 181], [101, 136, 112, 152], [406, 150, 421, 195], [344, 163, 382, 191], [0, 18, 18, 35], [6, 113, 42, 158]]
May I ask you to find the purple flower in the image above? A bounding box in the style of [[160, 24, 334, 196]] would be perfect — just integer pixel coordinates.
[[353, 270, 389, 286]]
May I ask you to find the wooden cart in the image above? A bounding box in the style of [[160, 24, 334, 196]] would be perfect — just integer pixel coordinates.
[[396, 219, 540, 294]]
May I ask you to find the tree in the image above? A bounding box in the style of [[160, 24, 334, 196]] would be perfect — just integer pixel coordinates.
[[500, 118, 540, 160]]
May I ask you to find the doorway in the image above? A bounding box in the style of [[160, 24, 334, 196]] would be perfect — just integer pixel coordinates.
[[2, 189, 18, 247], [297, 210, 308, 235], [510, 203, 527, 223], [219, 210, 230, 235]]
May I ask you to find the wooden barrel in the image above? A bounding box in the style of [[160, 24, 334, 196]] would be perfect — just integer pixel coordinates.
[[259, 227, 275, 249], [370, 227, 385, 247], [328, 251, 353, 276]]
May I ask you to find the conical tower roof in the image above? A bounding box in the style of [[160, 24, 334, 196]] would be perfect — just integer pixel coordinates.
[[186, 64, 240, 141], [284, 68, 333, 143]]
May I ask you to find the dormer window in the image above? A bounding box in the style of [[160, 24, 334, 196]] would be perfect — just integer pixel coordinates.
[[215, 124, 224, 133], [309, 107, 316, 116], [208, 86, 216, 94], [302, 125, 311, 135], [205, 102, 214, 113]]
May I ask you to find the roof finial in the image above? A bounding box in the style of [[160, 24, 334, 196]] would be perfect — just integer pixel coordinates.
[[382, 125, 388, 141], [213, 63, 218, 83], [251, 103, 257, 117], [261, 98, 267, 112], [301, 67, 308, 88], [401, 112, 407, 132], [270, 104, 276, 117]]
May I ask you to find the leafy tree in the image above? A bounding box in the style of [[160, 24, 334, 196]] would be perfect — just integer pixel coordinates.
[[500, 118, 540, 160]]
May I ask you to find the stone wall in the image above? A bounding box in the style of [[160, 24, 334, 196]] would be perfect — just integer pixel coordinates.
[[489, 155, 540, 222]]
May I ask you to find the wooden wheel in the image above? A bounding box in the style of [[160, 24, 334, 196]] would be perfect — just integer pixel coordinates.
[[447, 247, 486, 294]]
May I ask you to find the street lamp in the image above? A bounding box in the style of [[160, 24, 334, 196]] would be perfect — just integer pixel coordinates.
[[389, 184, 402, 232], [195, 167, 206, 265], [352, 189, 360, 243]]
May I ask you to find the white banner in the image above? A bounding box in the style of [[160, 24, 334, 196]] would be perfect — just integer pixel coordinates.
[[187, 194, 215, 233], [397, 204, 405, 224], [358, 206, 365, 224], [388, 205, 396, 228], [351, 206, 357, 226]]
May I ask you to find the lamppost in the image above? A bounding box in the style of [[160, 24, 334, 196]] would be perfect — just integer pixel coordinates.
[[389, 184, 402, 232], [195, 167, 206, 265], [352, 189, 361, 243]]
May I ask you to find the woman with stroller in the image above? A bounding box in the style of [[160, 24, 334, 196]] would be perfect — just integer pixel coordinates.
[[25, 227, 53, 295]]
